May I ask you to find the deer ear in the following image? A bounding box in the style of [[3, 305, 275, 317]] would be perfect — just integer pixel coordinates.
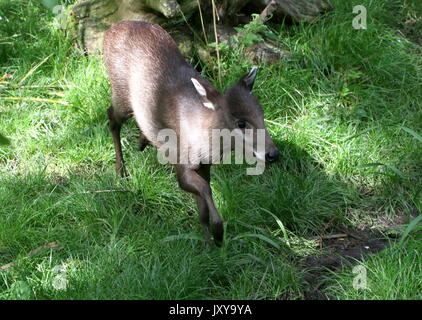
[[241, 66, 258, 91], [191, 78, 215, 110]]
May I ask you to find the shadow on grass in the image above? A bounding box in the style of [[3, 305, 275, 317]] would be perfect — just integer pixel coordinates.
[[0, 122, 397, 299]]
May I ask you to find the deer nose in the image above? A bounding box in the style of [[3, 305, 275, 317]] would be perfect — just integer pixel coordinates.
[[265, 148, 279, 163]]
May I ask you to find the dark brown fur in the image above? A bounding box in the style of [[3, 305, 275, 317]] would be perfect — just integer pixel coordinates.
[[103, 21, 279, 246]]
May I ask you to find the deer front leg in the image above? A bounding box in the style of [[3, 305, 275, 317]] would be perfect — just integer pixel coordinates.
[[195, 195, 211, 247], [195, 164, 212, 246], [176, 164, 223, 246]]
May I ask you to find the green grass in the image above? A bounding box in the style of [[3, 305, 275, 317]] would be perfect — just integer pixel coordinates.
[[0, 0, 421, 299], [325, 235, 422, 300]]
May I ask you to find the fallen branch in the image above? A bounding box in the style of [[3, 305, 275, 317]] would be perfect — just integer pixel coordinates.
[[313, 233, 348, 248], [0, 84, 72, 90], [259, 0, 279, 23], [320, 233, 348, 240], [18, 54, 52, 85], [0, 242, 62, 272], [77, 189, 134, 194], [1, 96, 70, 105]]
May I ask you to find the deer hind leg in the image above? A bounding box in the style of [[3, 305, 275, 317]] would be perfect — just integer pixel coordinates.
[[107, 105, 129, 177], [139, 132, 150, 151], [176, 164, 223, 247]]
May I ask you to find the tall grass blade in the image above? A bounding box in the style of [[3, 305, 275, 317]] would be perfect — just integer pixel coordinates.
[[399, 126, 422, 143], [360, 163, 406, 178], [234, 233, 280, 249], [399, 215, 422, 245], [260, 207, 290, 246], [0, 133, 10, 145]]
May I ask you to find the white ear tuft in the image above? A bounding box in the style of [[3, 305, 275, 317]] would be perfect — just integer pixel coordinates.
[[191, 78, 215, 110], [191, 78, 207, 97], [202, 102, 215, 110]]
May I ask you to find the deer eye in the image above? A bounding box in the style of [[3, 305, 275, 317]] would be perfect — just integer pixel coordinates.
[[237, 121, 247, 129]]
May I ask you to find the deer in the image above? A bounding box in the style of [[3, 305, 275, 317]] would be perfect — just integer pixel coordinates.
[[103, 20, 279, 246]]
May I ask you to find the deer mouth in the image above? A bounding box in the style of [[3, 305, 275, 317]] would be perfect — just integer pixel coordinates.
[[253, 151, 266, 162], [253, 149, 279, 163]]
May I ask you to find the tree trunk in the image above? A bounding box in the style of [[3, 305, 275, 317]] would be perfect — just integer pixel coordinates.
[[255, 0, 332, 22], [68, 0, 331, 62]]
